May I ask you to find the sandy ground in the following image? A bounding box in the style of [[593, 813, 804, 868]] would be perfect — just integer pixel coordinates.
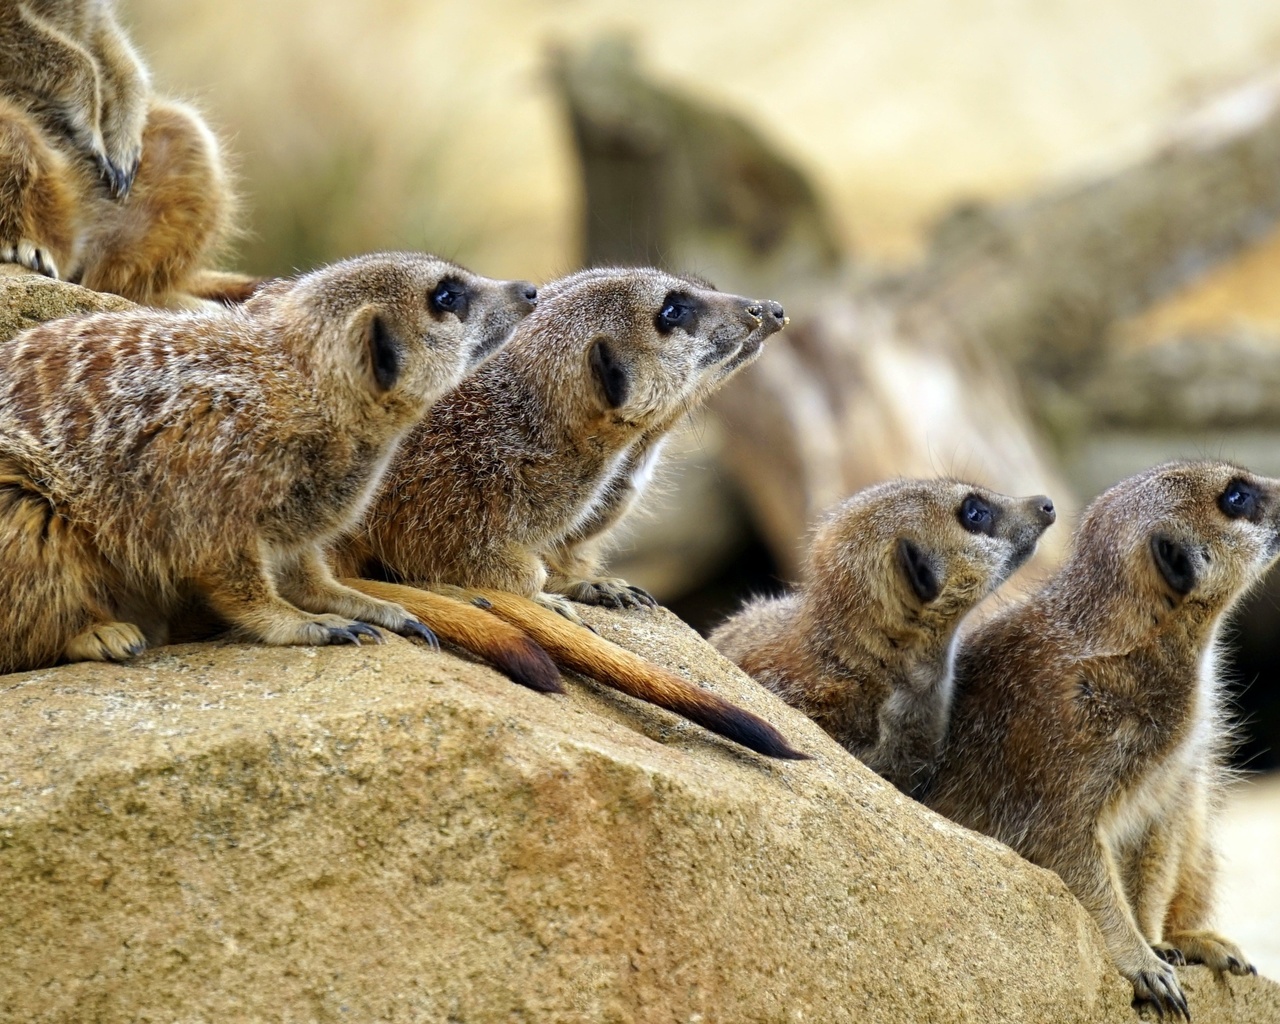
[[1219, 773, 1280, 980]]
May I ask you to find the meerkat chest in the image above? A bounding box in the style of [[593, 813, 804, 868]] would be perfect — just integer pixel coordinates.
[[558, 445, 635, 533], [1096, 645, 1219, 851]]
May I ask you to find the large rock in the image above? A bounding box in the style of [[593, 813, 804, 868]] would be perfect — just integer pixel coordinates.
[[0, 266, 134, 341], [1, 606, 1276, 1023]]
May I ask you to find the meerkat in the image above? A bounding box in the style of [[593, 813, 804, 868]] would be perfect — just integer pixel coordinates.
[[925, 461, 1269, 1019], [0, 252, 545, 681], [334, 267, 808, 759], [0, 0, 252, 307], [710, 480, 1056, 794]]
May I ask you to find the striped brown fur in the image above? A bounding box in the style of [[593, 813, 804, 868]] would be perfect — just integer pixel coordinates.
[[0, 251, 536, 672]]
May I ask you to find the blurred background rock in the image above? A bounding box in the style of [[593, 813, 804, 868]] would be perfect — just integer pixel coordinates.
[[121, 0, 1279, 971]]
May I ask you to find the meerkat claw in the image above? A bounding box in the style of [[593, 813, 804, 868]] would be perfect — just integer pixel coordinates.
[[2, 240, 59, 279], [1133, 966, 1189, 1022], [1154, 944, 1186, 966], [326, 622, 382, 645], [349, 621, 383, 642], [626, 585, 658, 607], [398, 618, 439, 650], [99, 154, 140, 199], [325, 627, 362, 645]]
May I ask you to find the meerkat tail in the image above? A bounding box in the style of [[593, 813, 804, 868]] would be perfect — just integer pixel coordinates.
[[464, 589, 810, 760], [184, 269, 265, 305], [341, 579, 563, 693]]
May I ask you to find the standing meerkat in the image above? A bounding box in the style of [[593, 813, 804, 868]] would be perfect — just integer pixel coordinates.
[[0, 0, 251, 306], [925, 461, 1269, 1019], [336, 267, 809, 759], [0, 252, 540, 677], [711, 480, 1056, 794]]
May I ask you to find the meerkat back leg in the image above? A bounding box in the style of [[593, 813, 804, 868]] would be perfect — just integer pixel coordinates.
[[79, 98, 236, 308], [0, 459, 143, 671], [86, 14, 148, 197], [1159, 789, 1256, 976], [0, 98, 78, 280], [273, 545, 438, 646], [1054, 833, 1190, 1019], [1125, 805, 1193, 966], [195, 547, 383, 648]]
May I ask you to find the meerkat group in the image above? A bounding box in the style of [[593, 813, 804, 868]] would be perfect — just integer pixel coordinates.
[[712, 461, 1268, 1016], [0, 4, 1271, 1018], [0, 0, 252, 306]]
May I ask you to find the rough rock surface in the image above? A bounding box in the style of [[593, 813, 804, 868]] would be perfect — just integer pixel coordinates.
[[0, 266, 134, 340], [1, 605, 1277, 1024]]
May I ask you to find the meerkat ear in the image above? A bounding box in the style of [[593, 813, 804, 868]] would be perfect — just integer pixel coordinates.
[[898, 538, 941, 603], [364, 312, 402, 392], [1151, 533, 1197, 595], [590, 337, 629, 409]]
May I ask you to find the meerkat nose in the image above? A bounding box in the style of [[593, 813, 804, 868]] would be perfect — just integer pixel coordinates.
[[765, 300, 785, 324], [1033, 496, 1056, 525], [513, 281, 539, 307]]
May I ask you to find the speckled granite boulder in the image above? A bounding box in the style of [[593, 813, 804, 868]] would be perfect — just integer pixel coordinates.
[[1, 600, 1276, 1023], [0, 266, 133, 343]]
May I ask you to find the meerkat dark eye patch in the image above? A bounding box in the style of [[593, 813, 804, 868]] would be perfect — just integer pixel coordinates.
[[429, 278, 470, 319], [1219, 478, 1261, 521], [655, 292, 699, 334], [957, 494, 997, 536], [590, 338, 629, 409], [1151, 533, 1197, 596], [898, 538, 941, 603], [367, 314, 401, 392]]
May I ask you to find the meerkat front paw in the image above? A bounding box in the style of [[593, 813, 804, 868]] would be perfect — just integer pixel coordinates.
[[353, 599, 439, 649], [1130, 959, 1189, 1021], [286, 614, 383, 647], [561, 577, 657, 610], [0, 239, 59, 279], [65, 621, 147, 663], [1162, 930, 1256, 976], [330, 594, 440, 649]]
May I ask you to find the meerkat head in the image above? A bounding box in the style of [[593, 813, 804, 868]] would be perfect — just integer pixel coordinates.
[[533, 267, 786, 428], [1065, 460, 1280, 635], [805, 480, 1056, 641], [249, 252, 537, 419]]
